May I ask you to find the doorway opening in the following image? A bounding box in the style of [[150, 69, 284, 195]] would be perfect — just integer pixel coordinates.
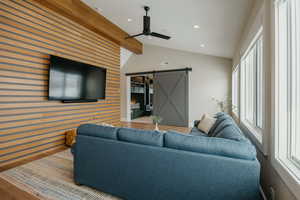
[[126, 68, 191, 127], [130, 75, 153, 123]]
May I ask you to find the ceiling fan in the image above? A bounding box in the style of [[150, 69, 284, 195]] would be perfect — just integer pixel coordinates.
[[125, 6, 171, 40]]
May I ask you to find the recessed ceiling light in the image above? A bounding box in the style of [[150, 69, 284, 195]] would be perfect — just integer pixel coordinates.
[[95, 7, 103, 12], [193, 25, 200, 29], [127, 18, 133, 22], [160, 61, 169, 66], [200, 44, 205, 48]]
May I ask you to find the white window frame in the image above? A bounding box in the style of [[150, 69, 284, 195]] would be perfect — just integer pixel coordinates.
[[232, 66, 240, 118], [240, 28, 264, 144], [272, 0, 300, 197]]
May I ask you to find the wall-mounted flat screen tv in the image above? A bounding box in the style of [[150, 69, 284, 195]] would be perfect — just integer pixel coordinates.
[[48, 55, 106, 102]]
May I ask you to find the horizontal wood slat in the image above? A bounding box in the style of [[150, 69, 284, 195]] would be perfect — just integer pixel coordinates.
[[0, 145, 67, 172], [0, 117, 120, 144], [0, 109, 119, 129], [0, 0, 121, 168], [0, 43, 50, 59], [0, 105, 119, 122], [0, 50, 49, 64], [0, 113, 120, 138], [0, 140, 66, 163], [0, 83, 47, 90], [0, 103, 119, 116], [0, 100, 120, 110], [0, 135, 66, 155], [0, 76, 48, 85], [0, 57, 48, 68]]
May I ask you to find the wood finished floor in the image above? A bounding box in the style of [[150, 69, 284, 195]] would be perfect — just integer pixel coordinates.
[[0, 122, 190, 200]]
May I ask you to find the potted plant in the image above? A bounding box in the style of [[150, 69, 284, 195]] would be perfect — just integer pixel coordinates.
[[211, 96, 235, 113], [151, 115, 163, 131]]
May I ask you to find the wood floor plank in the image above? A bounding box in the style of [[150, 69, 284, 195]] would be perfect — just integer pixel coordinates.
[[0, 177, 41, 200]]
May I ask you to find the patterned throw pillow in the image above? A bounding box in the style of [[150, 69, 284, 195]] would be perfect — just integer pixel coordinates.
[[197, 114, 217, 134]]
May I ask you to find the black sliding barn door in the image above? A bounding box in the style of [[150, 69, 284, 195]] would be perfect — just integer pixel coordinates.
[[153, 71, 189, 127]]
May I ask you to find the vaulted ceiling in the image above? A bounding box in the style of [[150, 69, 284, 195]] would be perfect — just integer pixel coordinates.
[[82, 0, 254, 58]]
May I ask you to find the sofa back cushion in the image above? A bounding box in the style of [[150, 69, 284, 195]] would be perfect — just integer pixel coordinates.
[[214, 112, 227, 118], [164, 131, 256, 160], [209, 113, 248, 142], [208, 114, 233, 137], [118, 128, 164, 147], [77, 124, 118, 140], [190, 127, 208, 137], [215, 124, 248, 142]]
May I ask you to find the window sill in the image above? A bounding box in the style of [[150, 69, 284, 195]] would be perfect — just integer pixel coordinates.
[[232, 112, 239, 119], [271, 157, 300, 199], [231, 112, 240, 124], [240, 120, 264, 154]]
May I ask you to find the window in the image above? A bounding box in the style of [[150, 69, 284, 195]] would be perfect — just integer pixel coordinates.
[[240, 30, 263, 140], [275, 0, 300, 186], [232, 66, 239, 116]]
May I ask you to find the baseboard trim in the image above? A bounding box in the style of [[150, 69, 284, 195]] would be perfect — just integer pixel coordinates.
[[260, 186, 267, 200], [0, 145, 68, 172]]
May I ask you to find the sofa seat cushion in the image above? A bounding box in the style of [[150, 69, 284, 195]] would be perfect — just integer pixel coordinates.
[[164, 131, 256, 160], [118, 128, 164, 147], [190, 127, 208, 137], [77, 124, 118, 140]]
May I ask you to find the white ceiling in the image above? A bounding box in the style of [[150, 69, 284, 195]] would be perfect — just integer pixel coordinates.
[[82, 0, 254, 58]]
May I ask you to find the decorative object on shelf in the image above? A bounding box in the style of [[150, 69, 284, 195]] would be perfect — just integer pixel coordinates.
[[151, 115, 163, 131], [211, 96, 235, 113]]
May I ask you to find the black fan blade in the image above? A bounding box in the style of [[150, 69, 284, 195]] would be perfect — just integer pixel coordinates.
[[125, 33, 144, 39], [150, 32, 171, 40]]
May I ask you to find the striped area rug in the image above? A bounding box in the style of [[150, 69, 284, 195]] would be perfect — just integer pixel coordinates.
[[0, 150, 121, 200]]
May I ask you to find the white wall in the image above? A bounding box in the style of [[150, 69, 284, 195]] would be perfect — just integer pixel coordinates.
[[120, 47, 133, 68], [233, 0, 297, 199], [233, 0, 264, 67], [121, 44, 232, 126]]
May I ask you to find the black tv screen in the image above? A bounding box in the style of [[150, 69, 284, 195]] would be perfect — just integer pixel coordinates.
[[48, 55, 106, 101]]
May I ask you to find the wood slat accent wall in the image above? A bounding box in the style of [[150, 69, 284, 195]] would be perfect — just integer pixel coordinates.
[[0, 0, 121, 169]]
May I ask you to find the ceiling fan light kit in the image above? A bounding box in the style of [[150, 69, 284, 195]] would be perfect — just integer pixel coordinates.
[[125, 6, 171, 40]]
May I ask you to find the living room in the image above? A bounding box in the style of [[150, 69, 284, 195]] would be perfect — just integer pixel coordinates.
[[0, 0, 300, 200]]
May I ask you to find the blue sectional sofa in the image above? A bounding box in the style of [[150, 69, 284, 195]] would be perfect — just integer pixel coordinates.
[[73, 113, 261, 200]]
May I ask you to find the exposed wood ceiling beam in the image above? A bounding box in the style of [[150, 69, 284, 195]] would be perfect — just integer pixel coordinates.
[[31, 0, 143, 54]]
